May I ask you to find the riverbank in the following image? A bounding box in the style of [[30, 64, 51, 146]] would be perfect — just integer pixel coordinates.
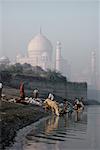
[[0, 100, 49, 150], [0, 86, 99, 150]]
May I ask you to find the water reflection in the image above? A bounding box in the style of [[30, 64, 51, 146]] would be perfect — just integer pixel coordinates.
[[44, 116, 59, 134], [24, 110, 88, 150], [9, 106, 100, 150]]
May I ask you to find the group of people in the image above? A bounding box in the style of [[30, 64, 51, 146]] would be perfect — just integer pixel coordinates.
[[0, 80, 84, 117], [19, 81, 84, 115], [19, 81, 39, 100], [44, 92, 84, 116]]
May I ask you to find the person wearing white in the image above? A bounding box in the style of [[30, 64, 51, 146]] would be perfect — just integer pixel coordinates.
[[0, 82, 3, 100], [48, 93, 54, 101], [33, 89, 39, 99]]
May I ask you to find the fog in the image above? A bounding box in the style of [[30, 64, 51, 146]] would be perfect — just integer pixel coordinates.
[[0, 0, 100, 88]]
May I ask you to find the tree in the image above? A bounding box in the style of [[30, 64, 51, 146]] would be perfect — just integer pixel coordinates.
[[46, 69, 67, 82], [22, 63, 32, 69], [0, 71, 12, 82]]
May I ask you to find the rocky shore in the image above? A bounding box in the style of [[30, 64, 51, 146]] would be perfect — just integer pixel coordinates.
[[0, 100, 49, 150]]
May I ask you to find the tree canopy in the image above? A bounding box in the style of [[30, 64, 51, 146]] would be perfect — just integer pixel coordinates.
[[0, 63, 67, 82]]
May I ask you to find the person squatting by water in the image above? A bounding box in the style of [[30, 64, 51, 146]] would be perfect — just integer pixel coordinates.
[[63, 99, 68, 112], [0, 82, 3, 100], [59, 99, 69, 115]]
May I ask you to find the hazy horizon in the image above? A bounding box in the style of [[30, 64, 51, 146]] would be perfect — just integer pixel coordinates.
[[0, 0, 100, 86]]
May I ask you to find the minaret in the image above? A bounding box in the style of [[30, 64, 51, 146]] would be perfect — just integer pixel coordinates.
[[55, 41, 62, 72], [91, 50, 97, 89]]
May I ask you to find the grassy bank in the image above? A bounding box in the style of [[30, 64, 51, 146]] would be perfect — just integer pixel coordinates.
[[0, 100, 48, 149]]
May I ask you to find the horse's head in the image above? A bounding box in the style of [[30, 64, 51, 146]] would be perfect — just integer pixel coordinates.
[[43, 98, 51, 110], [44, 98, 49, 104]]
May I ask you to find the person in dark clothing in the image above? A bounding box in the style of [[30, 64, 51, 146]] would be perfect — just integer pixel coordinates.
[[63, 99, 68, 112]]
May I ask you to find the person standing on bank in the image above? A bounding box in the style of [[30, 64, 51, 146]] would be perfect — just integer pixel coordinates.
[[20, 81, 25, 100], [33, 89, 39, 99], [0, 82, 3, 100]]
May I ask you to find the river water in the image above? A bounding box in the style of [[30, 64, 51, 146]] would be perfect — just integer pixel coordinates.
[[9, 106, 100, 150]]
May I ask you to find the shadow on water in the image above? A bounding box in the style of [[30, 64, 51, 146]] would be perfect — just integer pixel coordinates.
[[9, 106, 100, 150]]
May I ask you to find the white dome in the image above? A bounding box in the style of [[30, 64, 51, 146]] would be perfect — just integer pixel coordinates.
[[0, 56, 10, 64], [28, 32, 53, 55], [42, 52, 48, 57], [17, 31, 53, 68]]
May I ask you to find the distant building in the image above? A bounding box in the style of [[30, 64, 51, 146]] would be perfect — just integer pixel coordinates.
[[55, 41, 71, 79], [16, 30, 53, 70], [0, 56, 10, 65], [55, 41, 62, 72], [61, 59, 71, 80], [16, 30, 70, 77], [90, 50, 98, 89]]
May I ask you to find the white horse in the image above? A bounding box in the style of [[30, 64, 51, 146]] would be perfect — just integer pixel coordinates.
[[44, 98, 59, 116]]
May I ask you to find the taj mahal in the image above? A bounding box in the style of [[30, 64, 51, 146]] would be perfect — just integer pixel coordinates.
[[16, 29, 70, 77]]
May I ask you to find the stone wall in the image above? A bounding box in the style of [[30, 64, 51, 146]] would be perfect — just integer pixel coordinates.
[[9, 74, 87, 101], [66, 82, 87, 101]]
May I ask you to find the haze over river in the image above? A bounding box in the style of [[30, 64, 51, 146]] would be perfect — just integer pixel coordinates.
[[9, 106, 100, 150]]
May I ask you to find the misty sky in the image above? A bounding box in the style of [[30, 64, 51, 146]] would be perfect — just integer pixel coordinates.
[[0, 0, 100, 83]]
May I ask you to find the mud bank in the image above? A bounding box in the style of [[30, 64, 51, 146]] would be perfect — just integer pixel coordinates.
[[0, 101, 49, 149]]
